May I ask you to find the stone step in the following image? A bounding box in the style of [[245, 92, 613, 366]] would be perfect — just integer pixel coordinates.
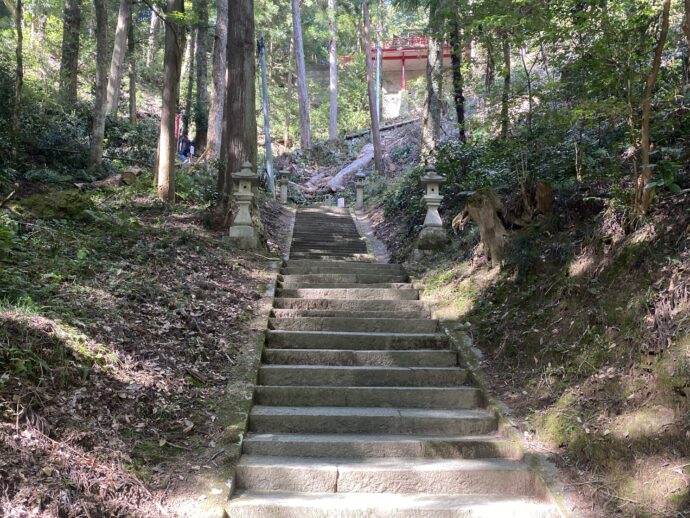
[[262, 349, 456, 367], [283, 260, 404, 273], [279, 273, 409, 284], [275, 288, 419, 300], [288, 254, 372, 261], [269, 317, 438, 333], [258, 366, 467, 387], [255, 386, 481, 408], [271, 309, 430, 319], [273, 298, 426, 312], [242, 433, 519, 459], [235, 456, 539, 496], [266, 330, 449, 350], [249, 407, 497, 435], [227, 491, 560, 518], [278, 282, 413, 290]]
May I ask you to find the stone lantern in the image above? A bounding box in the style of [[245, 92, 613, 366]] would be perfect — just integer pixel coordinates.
[[417, 164, 448, 250], [228, 161, 260, 249], [355, 173, 366, 210], [279, 170, 290, 204]]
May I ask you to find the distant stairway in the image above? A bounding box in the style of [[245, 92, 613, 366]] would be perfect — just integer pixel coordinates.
[[225, 207, 560, 517]]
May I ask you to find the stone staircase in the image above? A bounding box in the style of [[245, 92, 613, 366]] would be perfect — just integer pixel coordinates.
[[225, 208, 560, 517]]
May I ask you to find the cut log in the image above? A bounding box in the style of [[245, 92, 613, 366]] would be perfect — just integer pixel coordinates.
[[343, 117, 420, 140], [326, 145, 374, 191]]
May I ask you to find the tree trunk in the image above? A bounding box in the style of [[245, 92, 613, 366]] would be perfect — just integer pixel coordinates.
[[219, 0, 256, 203], [182, 28, 196, 138], [362, 0, 384, 174], [145, 9, 158, 67], [635, 0, 671, 214], [519, 47, 532, 136], [291, 0, 311, 150], [194, 0, 208, 149], [11, 0, 22, 160], [206, 0, 227, 159], [128, 10, 137, 123], [259, 34, 274, 194], [450, 18, 465, 143], [156, 0, 185, 202], [88, 0, 108, 171], [59, 0, 81, 108], [500, 36, 510, 139], [684, 0, 690, 85], [485, 37, 495, 95], [284, 38, 293, 147], [422, 27, 441, 154], [328, 0, 338, 140], [106, 0, 131, 115]]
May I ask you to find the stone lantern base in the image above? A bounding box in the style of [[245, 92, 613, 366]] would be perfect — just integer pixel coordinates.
[[416, 226, 448, 251], [228, 225, 260, 250]]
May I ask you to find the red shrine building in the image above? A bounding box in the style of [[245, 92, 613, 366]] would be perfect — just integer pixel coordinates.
[[371, 31, 451, 119]]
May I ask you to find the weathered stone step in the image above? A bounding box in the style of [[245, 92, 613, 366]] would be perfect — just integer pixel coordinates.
[[242, 433, 519, 459], [249, 407, 497, 435], [288, 254, 372, 261], [268, 317, 437, 333], [278, 282, 413, 290], [262, 348, 456, 367], [279, 273, 409, 284], [283, 260, 404, 273], [273, 298, 426, 312], [271, 309, 430, 319], [258, 366, 467, 387], [255, 386, 480, 408], [227, 491, 560, 518], [266, 330, 449, 350], [235, 456, 539, 496], [275, 288, 419, 300]]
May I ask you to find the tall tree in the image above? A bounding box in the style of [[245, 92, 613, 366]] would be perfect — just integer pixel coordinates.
[[635, 0, 671, 214], [11, 0, 22, 160], [450, 18, 466, 142], [291, 0, 311, 150], [128, 10, 137, 123], [156, 0, 185, 201], [207, 0, 227, 159], [327, 0, 338, 140], [145, 9, 158, 67], [105, 0, 132, 115], [58, 0, 81, 108], [219, 0, 257, 204], [194, 0, 209, 149], [500, 36, 510, 139], [422, 24, 442, 153], [284, 39, 293, 147], [181, 28, 196, 137], [362, 0, 384, 174], [89, 0, 108, 171]]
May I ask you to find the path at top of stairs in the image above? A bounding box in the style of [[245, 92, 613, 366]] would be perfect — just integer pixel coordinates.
[[225, 207, 560, 517]]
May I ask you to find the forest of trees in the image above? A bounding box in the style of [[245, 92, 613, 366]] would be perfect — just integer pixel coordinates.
[[0, 0, 688, 219]]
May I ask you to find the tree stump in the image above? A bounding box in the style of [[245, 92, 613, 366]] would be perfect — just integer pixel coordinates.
[[452, 188, 508, 267]]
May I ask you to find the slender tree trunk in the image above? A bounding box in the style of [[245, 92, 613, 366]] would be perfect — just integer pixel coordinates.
[[485, 38, 495, 95], [284, 39, 293, 147], [145, 9, 159, 67], [362, 0, 384, 174], [59, 0, 81, 108], [328, 0, 338, 140], [684, 0, 690, 85], [157, 0, 185, 201], [106, 0, 131, 115], [259, 34, 274, 194], [220, 0, 256, 202], [182, 28, 196, 138], [422, 25, 442, 154], [89, 0, 108, 171], [11, 0, 22, 161], [636, 0, 671, 214], [194, 0, 208, 149], [500, 36, 510, 139], [450, 18, 465, 142], [128, 11, 137, 123], [207, 0, 227, 159], [291, 0, 311, 150], [519, 48, 532, 136]]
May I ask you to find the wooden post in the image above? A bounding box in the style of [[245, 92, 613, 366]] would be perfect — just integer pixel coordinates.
[[258, 34, 275, 195]]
